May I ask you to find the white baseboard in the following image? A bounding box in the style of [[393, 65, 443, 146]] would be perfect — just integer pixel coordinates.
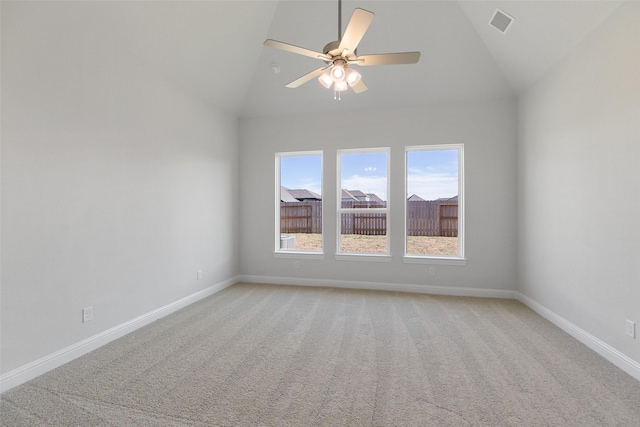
[[517, 293, 640, 382], [0, 276, 238, 394], [5, 277, 636, 394], [237, 274, 518, 299]]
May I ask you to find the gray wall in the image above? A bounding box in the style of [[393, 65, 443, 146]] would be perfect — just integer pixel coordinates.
[[239, 100, 517, 292], [518, 2, 640, 364], [1, 2, 240, 374]]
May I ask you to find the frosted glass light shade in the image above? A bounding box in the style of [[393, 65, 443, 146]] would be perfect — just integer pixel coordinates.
[[345, 68, 361, 87], [318, 69, 333, 89], [330, 64, 346, 82], [334, 80, 348, 92]]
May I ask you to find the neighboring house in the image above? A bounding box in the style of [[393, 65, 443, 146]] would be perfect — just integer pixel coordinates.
[[342, 189, 382, 203], [341, 189, 358, 202], [347, 189, 368, 201], [408, 194, 458, 202], [436, 195, 458, 203], [366, 193, 383, 203], [281, 187, 321, 202], [280, 187, 299, 202], [287, 188, 321, 201]]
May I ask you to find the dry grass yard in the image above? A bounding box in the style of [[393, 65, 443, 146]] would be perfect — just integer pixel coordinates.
[[407, 235, 458, 255], [284, 233, 458, 256]]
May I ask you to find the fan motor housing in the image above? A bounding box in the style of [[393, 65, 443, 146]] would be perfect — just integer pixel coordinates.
[[323, 40, 357, 60], [323, 40, 340, 55]]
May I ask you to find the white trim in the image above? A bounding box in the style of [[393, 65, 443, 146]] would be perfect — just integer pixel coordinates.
[[404, 144, 465, 259], [517, 293, 640, 382], [275, 154, 281, 253], [275, 150, 324, 254], [403, 256, 467, 266], [274, 252, 325, 260], [238, 274, 517, 299], [457, 146, 465, 258], [0, 276, 238, 394], [335, 254, 392, 262]]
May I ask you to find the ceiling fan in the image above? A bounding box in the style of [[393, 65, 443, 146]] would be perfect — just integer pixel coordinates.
[[264, 0, 420, 98]]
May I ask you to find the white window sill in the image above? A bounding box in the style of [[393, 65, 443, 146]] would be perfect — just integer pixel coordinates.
[[274, 251, 325, 260], [403, 256, 467, 266], [335, 254, 392, 262]]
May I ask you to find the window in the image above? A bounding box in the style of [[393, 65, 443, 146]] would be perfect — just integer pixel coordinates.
[[405, 145, 464, 260], [337, 148, 389, 256], [275, 152, 323, 254]]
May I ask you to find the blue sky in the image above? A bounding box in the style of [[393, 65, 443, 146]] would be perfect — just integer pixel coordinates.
[[280, 149, 458, 201], [407, 149, 458, 201], [340, 151, 388, 200], [280, 155, 323, 195]]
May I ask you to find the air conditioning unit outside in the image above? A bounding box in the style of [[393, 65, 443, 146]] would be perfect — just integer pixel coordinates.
[[280, 236, 296, 250]]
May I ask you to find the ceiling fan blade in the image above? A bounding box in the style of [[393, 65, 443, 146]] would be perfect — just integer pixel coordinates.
[[337, 8, 375, 55], [351, 80, 368, 94], [286, 67, 328, 88], [356, 52, 421, 66], [264, 39, 331, 61]]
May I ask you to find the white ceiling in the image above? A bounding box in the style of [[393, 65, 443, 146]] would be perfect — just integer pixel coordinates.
[[26, 0, 624, 118]]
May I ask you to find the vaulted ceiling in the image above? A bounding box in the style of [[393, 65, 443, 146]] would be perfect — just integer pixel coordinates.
[[30, 0, 624, 118]]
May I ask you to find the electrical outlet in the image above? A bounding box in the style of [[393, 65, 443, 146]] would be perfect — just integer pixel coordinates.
[[82, 306, 93, 323], [428, 267, 436, 276], [197, 270, 202, 280], [626, 320, 636, 338], [294, 261, 300, 269]]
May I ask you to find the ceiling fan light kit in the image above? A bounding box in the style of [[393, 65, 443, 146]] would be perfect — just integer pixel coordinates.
[[318, 59, 361, 93], [264, 0, 420, 99], [330, 60, 346, 82]]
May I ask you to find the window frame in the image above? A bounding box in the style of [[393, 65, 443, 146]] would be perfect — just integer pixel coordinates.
[[336, 147, 391, 261], [403, 144, 466, 265], [274, 150, 324, 258]]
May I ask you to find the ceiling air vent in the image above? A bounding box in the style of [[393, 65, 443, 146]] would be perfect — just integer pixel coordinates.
[[489, 9, 515, 34]]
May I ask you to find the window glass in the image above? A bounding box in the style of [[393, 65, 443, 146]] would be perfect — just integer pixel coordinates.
[[406, 146, 463, 257], [338, 149, 389, 255], [277, 152, 322, 252]]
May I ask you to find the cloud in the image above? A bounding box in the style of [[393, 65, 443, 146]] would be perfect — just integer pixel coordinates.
[[407, 172, 457, 201], [364, 167, 377, 172]]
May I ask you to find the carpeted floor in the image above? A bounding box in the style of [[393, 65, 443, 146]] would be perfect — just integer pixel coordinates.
[[2, 282, 640, 426]]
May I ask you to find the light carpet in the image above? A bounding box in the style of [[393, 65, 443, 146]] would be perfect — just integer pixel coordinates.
[[2, 282, 640, 426]]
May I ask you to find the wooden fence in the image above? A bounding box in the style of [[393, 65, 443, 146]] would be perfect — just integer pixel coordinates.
[[341, 213, 387, 235], [280, 201, 322, 233], [280, 200, 458, 236], [406, 201, 458, 237], [341, 201, 387, 235]]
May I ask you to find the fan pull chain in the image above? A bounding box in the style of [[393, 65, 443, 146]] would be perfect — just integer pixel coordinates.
[[334, 90, 341, 101]]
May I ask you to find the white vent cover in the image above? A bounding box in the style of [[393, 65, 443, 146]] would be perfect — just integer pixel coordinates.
[[490, 9, 515, 34]]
